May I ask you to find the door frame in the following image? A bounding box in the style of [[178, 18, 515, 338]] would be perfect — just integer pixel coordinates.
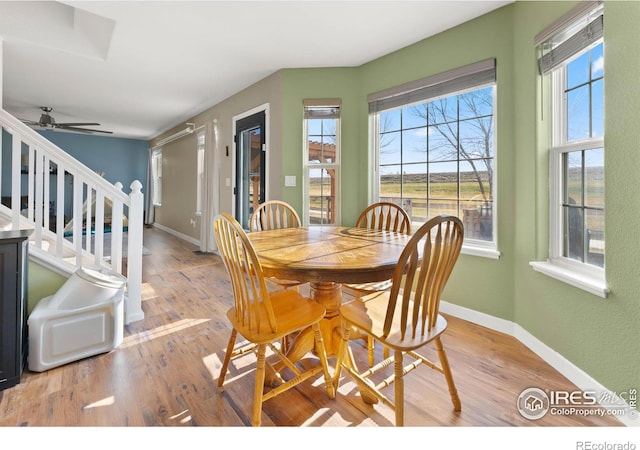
[[231, 103, 270, 223]]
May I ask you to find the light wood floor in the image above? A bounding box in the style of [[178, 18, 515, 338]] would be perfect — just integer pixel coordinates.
[[0, 226, 625, 427]]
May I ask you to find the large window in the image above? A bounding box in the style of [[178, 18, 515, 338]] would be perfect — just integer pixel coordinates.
[[531, 2, 607, 297], [196, 130, 205, 215], [151, 149, 162, 207], [303, 100, 340, 225], [554, 43, 604, 267], [370, 59, 497, 257]]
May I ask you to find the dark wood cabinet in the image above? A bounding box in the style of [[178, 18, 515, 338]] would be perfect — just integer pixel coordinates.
[[0, 229, 32, 391]]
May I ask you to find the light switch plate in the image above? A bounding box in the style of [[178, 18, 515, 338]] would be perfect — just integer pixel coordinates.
[[284, 175, 296, 187]]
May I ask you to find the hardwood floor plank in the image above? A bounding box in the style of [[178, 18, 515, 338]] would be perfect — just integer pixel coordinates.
[[0, 226, 625, 428]]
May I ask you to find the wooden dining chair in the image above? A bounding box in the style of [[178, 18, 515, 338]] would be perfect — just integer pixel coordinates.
[[249, 200, 304, 291], [332, 215, 464, 426], [214, 213, 334, 426], [343, 201, 412, 366]]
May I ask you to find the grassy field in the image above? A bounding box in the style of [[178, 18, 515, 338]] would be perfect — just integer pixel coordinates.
[[309, 181, 492, 230], [308, 169, 604, 228], [308, 168, 604, 263]]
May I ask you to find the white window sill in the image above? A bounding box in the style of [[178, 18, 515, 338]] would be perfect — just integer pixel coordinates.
[[529, 260, 609, 298], [461, 243, 501, 259]]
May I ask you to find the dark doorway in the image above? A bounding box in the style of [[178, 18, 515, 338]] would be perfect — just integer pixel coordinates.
[[234, 110, 265, 229]]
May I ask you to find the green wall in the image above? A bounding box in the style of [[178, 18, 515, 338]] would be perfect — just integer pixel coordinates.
[[280, 67, 361, 223], [514, 0, 640, 394], [280, 7, 519, 319], [277, 1, 639, 397], [28, 262, 66, 313]]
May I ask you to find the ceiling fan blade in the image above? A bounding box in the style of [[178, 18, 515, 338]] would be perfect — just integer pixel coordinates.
[[55, 122, 101, 127], [23, 108, 114, 134], [56, 125, 113, 134]]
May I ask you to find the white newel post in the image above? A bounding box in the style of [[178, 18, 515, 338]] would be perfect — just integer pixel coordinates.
[[126, 180, 144, 324]]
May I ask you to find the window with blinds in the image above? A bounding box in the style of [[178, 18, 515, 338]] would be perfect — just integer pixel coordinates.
[[151, 149, 162, 207], [303, 100, 341, 225], [530, 0, 608, 297], [369, 59, 498, 256], [196, 131, 205, 215]]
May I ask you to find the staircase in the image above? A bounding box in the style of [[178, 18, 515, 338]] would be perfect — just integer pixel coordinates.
[[0, 108, 144, 324]]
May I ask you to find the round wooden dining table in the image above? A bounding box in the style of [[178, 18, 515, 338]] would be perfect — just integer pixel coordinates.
[[248, 225, 412, 363]]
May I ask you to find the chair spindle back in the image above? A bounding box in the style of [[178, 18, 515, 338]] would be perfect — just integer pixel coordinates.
[[214, 213, 276, 334], [384, 215, 463, 339], [356, 202, 411, 234], [249, 200, 301, 232]]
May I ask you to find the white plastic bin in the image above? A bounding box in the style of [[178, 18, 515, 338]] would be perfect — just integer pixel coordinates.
[[28, 266, 127, 372]]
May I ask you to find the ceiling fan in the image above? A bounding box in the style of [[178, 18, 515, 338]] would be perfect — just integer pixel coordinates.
[[21, 107, 113, 135]]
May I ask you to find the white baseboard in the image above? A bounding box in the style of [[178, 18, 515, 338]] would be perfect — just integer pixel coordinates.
[[440, 300, 516, 336], [152, 223, 200, 246], [440, 300, 638, 427]]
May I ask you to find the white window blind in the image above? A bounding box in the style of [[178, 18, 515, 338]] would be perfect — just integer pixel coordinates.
[[368, 58, 496, 114], [537, 12, 603, 75], [303, 99, 341, 119]]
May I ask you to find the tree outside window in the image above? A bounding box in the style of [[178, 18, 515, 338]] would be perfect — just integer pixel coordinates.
[[377, 85, 495, 242]]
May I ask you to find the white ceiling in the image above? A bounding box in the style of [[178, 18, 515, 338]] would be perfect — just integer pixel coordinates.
[[0, 0, 512, 140]]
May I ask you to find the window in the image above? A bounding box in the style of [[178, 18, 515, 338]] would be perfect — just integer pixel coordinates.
[[369, 59, 497, 258], [196, 130, 205, 215], [530, 2, 607, 297], [554, 44, 604, 267], [151, 149, 162, 207], [303, 100, 340, 225]]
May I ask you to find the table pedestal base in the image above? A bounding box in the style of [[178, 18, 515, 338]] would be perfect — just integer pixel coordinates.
[[283, 281, 342, 363], [267, 281, 378, 404]]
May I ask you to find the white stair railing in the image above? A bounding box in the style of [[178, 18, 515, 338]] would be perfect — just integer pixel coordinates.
[[0, 108, 144, 324]]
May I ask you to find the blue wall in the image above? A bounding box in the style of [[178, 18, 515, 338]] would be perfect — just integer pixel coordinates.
[[37, 130, 149, 193]]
